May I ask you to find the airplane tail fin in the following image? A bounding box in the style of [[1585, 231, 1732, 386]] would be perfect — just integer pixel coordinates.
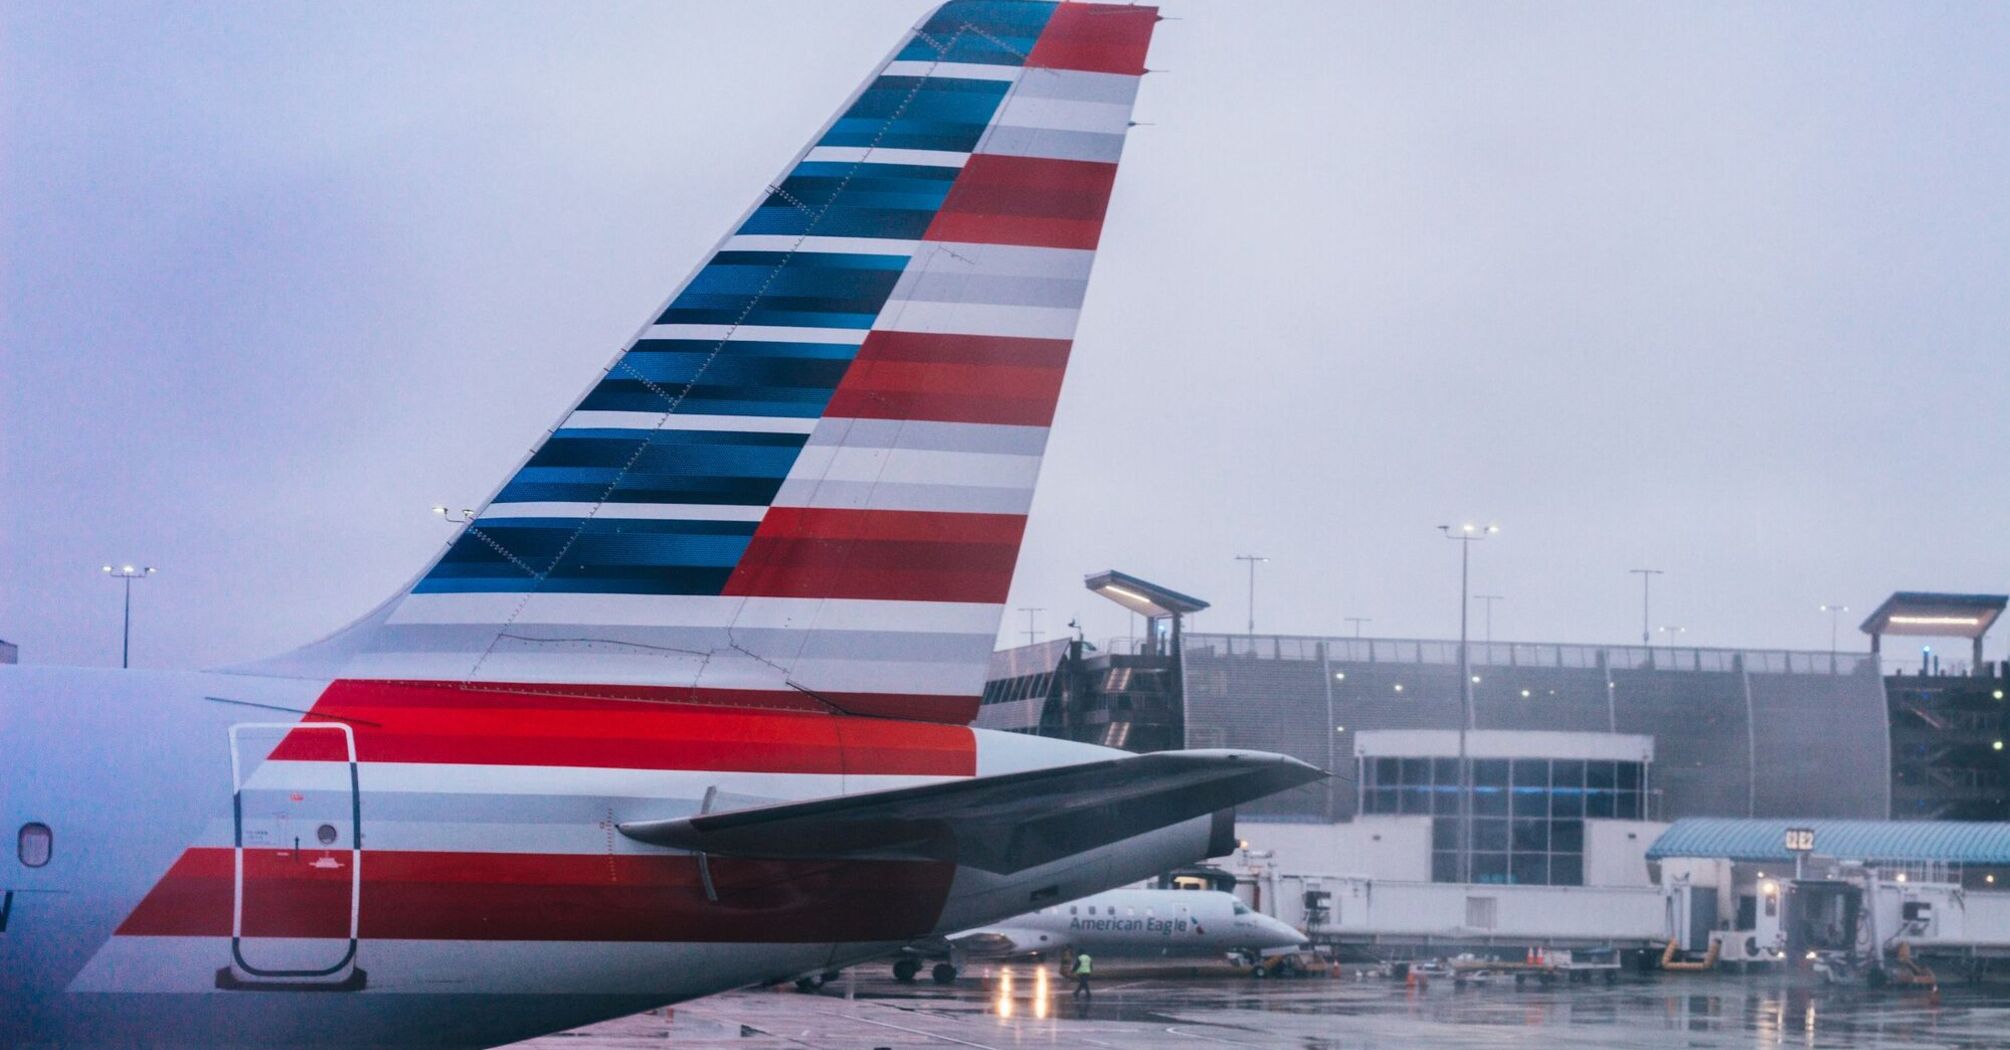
[[242, 2, 1160, 724]]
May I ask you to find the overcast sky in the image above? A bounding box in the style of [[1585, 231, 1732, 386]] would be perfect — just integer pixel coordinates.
[[6, 1, 2009, 671]]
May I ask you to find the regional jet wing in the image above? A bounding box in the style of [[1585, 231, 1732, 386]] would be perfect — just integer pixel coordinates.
[[617, 750, 1324, 874]]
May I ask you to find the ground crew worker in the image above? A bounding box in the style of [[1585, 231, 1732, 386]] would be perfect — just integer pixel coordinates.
[[1071, 951, 1093, 1000]]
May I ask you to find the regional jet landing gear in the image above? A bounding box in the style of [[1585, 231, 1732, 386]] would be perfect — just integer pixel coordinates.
[[890, 957, 959, 983]]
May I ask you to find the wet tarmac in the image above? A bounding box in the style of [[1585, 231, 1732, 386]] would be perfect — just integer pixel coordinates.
[[514, 968, 2010, 1048]]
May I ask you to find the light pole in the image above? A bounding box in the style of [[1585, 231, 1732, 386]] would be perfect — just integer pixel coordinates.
[[1474, 595, 1504, 646], [101, 564, 157, 669], [1345, 617, 1372, 638], [1657, 625, 1687, 643], [1820, 604, 1850, 653], [1017, 607, 1044, 647], [1233, 555, 1268, 637], [1440, 523, 1497, 884], [1629, 569, 1663, 645]]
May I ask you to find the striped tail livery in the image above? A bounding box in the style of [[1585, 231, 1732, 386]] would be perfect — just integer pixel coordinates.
[[0, 5, 1323, 1047]]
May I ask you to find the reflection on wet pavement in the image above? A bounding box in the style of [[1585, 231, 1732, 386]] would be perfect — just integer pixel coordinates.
[[514, 970, 2010, 1048]]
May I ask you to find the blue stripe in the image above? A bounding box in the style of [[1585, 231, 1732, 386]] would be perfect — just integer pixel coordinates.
[[494, 429, 806, 505], [577, 337, 863, 414], [416, 573, 737, 595], [576, 384, 836, 417], [416, 518, 759, 595], [740, 162, 959, 239], [656, 251, 909, 329], [818, 77, 1011, 153], [521, 428, 806, 469], [896, 0, 1057, 66]]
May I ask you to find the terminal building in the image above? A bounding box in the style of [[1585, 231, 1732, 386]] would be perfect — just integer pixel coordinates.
[[978, 578, 2010, 890]]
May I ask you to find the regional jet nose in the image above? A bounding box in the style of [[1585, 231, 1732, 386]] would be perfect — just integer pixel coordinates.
[[1256, 914, 1304, 949]]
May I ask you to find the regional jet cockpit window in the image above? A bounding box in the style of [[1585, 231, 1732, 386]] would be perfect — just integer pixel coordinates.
[[1233, 901, 1252, 916], [18, 823, 51, 868]]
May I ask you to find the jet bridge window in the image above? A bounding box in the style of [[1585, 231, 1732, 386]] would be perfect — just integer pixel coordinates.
[[18, 823, 50, 868]]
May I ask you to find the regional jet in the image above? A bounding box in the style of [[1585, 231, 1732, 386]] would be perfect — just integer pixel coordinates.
[[892, 887, 1306, 983], [0, 2, 1320, 1047]]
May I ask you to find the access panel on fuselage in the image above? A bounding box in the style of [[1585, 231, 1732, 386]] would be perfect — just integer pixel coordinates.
[[220, 722, 364, 990]]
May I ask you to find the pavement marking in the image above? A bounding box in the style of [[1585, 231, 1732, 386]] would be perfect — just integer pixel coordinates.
[[1163, 1024, 1273, 1048], [847, 1011, 1008, 1049]]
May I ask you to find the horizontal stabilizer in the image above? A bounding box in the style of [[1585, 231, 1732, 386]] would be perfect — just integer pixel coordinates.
[[618, 749, 1324, 874]]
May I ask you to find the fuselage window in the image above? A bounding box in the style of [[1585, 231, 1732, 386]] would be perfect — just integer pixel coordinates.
[[1069, 906, 1078, 915], [18, 823, 51, 868]]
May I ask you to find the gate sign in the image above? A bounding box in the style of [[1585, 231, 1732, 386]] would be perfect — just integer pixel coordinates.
[[1784, 827, 1816, 853]]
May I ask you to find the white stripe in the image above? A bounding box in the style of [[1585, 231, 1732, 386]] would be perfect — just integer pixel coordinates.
[[784, 445, 1040, 490], [185, 814, 618, 856], [73, 939, 860, 997], [557, 411, 820, 434], [802, 145, 968, 168], [724, 234, 918, 256], [640, 324, 866, 345], [387, 593, 1003, 633], [336, 651, 989, 697], [479, 502, 769, 522], [881, 60, 1021, 82], [770, 479, 1035, 516], [875, 300, 1082, 341]]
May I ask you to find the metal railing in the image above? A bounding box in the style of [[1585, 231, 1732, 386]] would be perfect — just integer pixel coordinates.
[[1183, 632, 1876, 677]]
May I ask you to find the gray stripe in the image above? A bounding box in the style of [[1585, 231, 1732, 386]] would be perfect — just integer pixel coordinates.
[[773, 479, 1035, 516], [807, 418, 1049, 455], [892, 270, 1088, 309], [981, 125, 1129, 164], [1016, 68, 1141, 106], [906, 241, 1095, 279], [365, 623, 994, 664]]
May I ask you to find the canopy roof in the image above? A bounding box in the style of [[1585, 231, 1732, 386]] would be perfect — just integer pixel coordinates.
[[1084, 570, 1209, 619], [1859, 592, 2006, 640], [1648, 818, 2010, 866]]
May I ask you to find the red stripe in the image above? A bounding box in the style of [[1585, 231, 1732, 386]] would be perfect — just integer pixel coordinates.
[[839, 331, 1072, 369], [1025, 3, 1157, 75], [118, 848, 954, 942], [721, 507, 1026, 604], [735, 506, 1027, 544], [270, 680, 975, 774], [824, 331, 1071, 427], [924, 154, 1119, 250]]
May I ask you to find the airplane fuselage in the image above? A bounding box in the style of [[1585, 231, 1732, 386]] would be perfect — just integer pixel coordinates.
[[0, 666, 1217, 1047], [960, 887, 1303, 962]]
